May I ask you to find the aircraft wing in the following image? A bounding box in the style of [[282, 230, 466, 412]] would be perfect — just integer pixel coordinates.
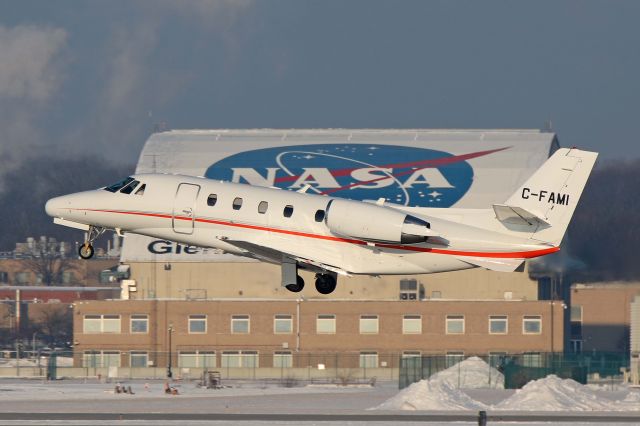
[[455, 255, 525, 273], [217, 237, 351, 276]]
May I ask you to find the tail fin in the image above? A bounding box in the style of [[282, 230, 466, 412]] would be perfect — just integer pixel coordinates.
[[493, 148, 598, 246]]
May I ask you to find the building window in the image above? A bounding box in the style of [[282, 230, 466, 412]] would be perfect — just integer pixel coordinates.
[[221, 350, 258, 368], [570, 305, 583, 322], [258, 201, 268, 214], [402, 315, 422, 334], [431, 291, 441, 299], [189, 314, 207, 334], [283, 205, 294, 218], [446, 351, 464, 367], [0, 271, 7, 283], [62, 271, 74, 284], [523, 352, 542, 367], [231, 315, 250, 334], [316, 314, 336, 334], [83, 315, 102, 333], [82, 351, 100, 367], [314, 210, 325, 222], [232, 197, 243, 210], [178, 351, 216, 368], [359, 351, 378, 368], [523, 315, 542, 334], [274, 314, 292, 334], [489, 315, 508, 334], [359, 315, 379, 334], [273, 351, 293, 368], [83, 314, 121, 334], [488, 352, 507, 367], [130, 314, 149, 334], [103, 315, 121, 333], [402, 351, 422, 369], [207, 194, 218, 206], [446, 315, 465, 334], [15, 271, 30, 284], [130, 351, 149, 368], [570, 339, 583, 353], [570, 304, 583, 341]]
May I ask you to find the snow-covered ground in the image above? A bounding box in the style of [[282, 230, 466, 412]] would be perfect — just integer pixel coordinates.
[[1, 357, 640, 425]]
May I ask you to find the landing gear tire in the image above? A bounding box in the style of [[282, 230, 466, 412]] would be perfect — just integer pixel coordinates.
[[79, 243, 94, 259], [78, 225, 106, 260], [315, 274, 337, 295], [285, 275, 305, 293]]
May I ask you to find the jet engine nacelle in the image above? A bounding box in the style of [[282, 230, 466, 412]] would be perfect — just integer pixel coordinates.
[[324, 199, 435, 244]]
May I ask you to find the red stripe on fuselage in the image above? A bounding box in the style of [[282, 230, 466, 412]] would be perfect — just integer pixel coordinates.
[[79, 208, 559, 259]]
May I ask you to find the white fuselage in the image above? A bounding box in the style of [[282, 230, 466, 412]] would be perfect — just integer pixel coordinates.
[[45, 173, 557, 275]]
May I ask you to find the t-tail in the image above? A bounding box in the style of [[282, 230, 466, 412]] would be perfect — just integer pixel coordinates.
[[493, 147, 598, 246]]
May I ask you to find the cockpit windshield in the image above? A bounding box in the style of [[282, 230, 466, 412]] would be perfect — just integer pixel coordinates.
[[104, 177, 134, 193], [120, 180, 140, 194]]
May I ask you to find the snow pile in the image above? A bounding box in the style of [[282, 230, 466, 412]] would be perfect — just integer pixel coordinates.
[[429, 356, 504, 389], [372, 378, 487, 411], [608, 389, 640, 411], [495, 375, 612, 411], [373, 357, 502, 411]]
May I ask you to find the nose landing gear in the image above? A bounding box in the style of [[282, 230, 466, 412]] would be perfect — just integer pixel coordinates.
[[78, 225, 106, 260]]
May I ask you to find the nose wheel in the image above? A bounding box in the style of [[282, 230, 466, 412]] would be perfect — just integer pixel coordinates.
[[79, 243, 95, 259], [78, 225, 106, 260]]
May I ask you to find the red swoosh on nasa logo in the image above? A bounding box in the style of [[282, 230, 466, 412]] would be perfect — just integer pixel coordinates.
[[273, 147, 510, 188]]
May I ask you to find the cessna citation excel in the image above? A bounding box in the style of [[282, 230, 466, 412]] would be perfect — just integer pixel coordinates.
[[45, 148, 597, 295]]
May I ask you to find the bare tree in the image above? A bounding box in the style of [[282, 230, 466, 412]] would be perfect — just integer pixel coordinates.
[[21, 240, 78, 286], [35, 305, 73, 348]]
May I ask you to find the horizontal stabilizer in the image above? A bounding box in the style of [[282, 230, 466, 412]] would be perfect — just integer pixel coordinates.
[[493, 204, 551, 226], [456, 256, 525, 272]]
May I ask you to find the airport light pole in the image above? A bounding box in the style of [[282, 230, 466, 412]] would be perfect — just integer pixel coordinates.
[[167, 323, 173, 379]]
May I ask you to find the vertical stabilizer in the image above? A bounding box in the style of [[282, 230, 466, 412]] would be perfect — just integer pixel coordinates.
[[496, 148, 598, 246]]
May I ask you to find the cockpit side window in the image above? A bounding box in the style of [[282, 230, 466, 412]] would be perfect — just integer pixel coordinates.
[[134, 184, 146, 196], [120, 180, 140, 195], [104, 177, 134, 193]]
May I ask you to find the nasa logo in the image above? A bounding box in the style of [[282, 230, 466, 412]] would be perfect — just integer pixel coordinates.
[[205, 144, 507, 207]]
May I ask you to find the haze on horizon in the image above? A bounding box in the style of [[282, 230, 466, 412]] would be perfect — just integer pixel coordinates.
[[0, 0, 639, 175]]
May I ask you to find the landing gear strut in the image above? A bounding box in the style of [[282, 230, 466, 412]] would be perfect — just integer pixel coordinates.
[[315, 273, 337, 295], [78, 225, 106, 260], [285, 275, 305, 293]]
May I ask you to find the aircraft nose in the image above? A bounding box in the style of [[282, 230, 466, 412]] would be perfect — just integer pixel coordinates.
[[45, 196, 67, 218]]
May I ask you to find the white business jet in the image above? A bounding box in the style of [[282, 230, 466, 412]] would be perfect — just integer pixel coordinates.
[[45, 148, 597, 294]]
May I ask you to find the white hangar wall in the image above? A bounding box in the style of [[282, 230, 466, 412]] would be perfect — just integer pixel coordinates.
[[122, 128, 558, 264]]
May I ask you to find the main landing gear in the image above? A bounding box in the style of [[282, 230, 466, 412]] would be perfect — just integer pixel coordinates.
[[314, 273, 337, 295], [281, 257, 338, 294], [285, 275, 305, 293], [78, 225, 106, 260]]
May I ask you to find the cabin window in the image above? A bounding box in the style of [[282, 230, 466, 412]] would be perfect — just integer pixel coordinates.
[[120, 180, 139, 194], [207, 194, 218, 206], [258, 201, 268, 214], [314, 209, 325, 222], [134, 184, 146, 196], [232, 197, 243, 210], [104, 177, 134, 193], [283, 205, 294, 218]]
